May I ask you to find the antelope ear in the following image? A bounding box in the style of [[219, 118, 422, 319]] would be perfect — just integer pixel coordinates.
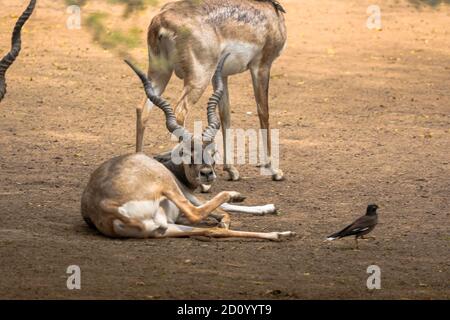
[[153, 151, 172, 163]]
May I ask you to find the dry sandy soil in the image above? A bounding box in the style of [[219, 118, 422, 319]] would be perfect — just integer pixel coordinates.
[[0, 0, 449, 299]]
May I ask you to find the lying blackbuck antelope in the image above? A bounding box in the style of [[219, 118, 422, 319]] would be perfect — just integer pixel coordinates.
[[0, 0, 36, 103], [141, 0, 287, 181], [81, 55, 294, 240]]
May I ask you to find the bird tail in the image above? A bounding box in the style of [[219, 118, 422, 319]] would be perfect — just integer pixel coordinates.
[[326, 229, 346, 241]]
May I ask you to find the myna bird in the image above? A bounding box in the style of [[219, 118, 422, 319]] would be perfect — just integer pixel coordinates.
[[326, 204, 379, 249]]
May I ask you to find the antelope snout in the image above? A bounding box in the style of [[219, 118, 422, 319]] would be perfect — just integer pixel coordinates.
[[199, 167, 216, 182]]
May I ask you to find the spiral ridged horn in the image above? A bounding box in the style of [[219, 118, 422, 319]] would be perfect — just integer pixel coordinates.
[[125, 60, 192, 140], [0, 0, 37, 103], [202, 53, 230, 143]]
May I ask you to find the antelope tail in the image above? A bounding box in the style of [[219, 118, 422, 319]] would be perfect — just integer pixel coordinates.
[[256, 0, 286, 14]]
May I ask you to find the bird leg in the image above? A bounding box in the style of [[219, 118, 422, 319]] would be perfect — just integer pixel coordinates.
[[354, 237, 360, 250]]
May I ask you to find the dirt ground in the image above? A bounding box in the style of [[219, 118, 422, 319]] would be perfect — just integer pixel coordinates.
[[0, 0, 449, 299]]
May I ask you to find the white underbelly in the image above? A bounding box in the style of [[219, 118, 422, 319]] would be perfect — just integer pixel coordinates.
[[118, 200, 160, 220], [221, 41, 260, 76], [160, 199, 181, 224], [117, 199, 181, 224], [113, 199, 181, 238]]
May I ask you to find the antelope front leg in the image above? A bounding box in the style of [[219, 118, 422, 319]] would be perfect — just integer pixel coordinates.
[[179, 184, 231, 228], [220, 203, 277, 215], [174, 81, 210, 126], [136, 66, 172, 152], [195, 191, 245, 222], [209, 208, 231, 229], [165, 190, 245, 224], [156, 224, 295, 241], [136, 98, 151, 153]]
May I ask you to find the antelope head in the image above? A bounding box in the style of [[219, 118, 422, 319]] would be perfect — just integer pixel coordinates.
[[125, 54, 229, 190]]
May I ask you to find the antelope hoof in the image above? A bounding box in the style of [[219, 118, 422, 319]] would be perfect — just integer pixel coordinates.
[[256, 162, 269, 168], [218, 220, 230, 229], [225, 166, 240, 181], [200, 184, 212, 193], [272, 169, 285, 181], [264, 204, 278, 215], [275, 231, 296, 240], [228, 191, 246, 203]]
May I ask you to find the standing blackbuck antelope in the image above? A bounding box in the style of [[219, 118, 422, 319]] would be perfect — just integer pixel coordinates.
[[141, 0, 287, 181], [81, 55, 294, 240], [0, 0, 36, 103]]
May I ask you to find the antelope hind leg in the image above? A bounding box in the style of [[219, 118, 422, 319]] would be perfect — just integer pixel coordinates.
[[250, 66, 284, 181], [216, 76, 240, 181], [157, 224, 295, 241]]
